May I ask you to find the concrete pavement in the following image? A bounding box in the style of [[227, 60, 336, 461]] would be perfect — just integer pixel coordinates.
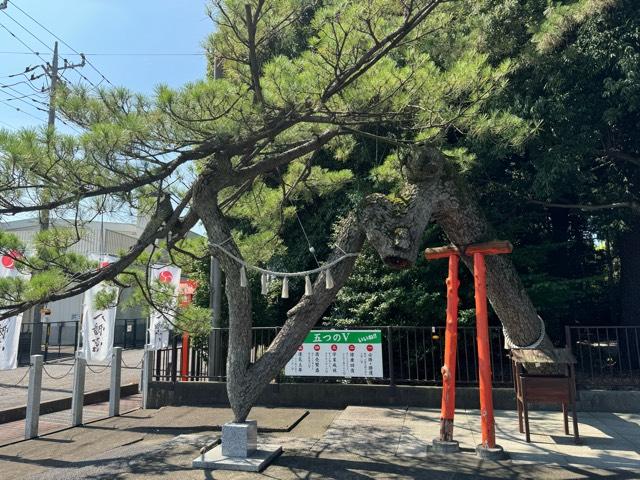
[[0, 407, 640, 480], [0, 405, 638, 479]]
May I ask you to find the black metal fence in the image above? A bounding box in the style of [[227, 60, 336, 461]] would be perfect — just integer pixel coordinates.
[[17, 318, 147, 365], [153, 325, 640, 389], [566, 326, 640, 388], [153, 325, 512, 386]]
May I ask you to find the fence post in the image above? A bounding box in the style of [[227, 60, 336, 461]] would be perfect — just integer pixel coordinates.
[[387, 326, 395, 386], [24, 354, 43, 439], [43, 324, 51, 362], [73, 321, 79, 355], [109, 347, 122, 417], [171, 333, 179, 383], [141, 346, 154, 409], [71, 353, 86, 426]]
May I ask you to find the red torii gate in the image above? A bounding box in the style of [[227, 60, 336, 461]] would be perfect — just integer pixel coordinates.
[[425, 240, 512, 458]]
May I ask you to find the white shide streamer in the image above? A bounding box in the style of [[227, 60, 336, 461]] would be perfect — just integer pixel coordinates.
[[211, 243, 358, 298]]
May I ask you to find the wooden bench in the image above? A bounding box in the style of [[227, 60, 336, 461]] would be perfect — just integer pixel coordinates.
[[511, 348, 579, 444]]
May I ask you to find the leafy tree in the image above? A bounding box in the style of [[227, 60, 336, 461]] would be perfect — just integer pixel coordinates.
[[0, 0, 600, 422]]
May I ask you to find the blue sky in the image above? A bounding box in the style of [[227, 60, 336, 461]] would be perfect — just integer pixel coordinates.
[[0, 0, 212, 130]]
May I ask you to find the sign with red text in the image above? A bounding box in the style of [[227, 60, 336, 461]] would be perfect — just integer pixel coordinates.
[[285, 330, 383, 378]]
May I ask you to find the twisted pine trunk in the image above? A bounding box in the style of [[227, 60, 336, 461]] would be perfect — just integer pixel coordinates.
[[433, 172, 552, 349], [193, 148, 550, 422]]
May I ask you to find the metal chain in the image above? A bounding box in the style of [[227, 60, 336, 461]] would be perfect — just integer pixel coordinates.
[[121, 355, 144, 369], [86, 362, 111, 374], [42, 360, 76, 380], [13, 367, 30, 386]]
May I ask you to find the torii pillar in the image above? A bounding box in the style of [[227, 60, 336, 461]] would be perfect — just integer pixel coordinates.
[[425, 245, 461, 453], [425, 241, 512, 459], [466, 241, 512, 459]]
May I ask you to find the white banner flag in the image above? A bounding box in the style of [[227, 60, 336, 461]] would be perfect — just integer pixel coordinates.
[[0, 252, 24, 370], [147, 264, 181, 350], [81, 283, 118, 363], [81, 254, 119, 363]]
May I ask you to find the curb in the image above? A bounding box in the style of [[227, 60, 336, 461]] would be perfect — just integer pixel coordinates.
[[0, 382, 139, 424]]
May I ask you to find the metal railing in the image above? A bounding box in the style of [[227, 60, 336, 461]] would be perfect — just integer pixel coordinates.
[[17, 318, 147, 365], [153, 325, 513, 386], [153, 325, 640, 389], [566, 325, 640, 388]]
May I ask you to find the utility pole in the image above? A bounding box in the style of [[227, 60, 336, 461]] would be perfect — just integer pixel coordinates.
[[209, 257, 222, 378], [29, 41, 86, 356], [208, 55, 224, 379]]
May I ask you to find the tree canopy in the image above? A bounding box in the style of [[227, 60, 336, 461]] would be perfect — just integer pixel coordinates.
[[0, 0, 633, 420]]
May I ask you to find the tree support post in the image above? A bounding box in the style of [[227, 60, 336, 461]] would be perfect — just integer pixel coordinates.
[[425, 246, 461, 454], [467, 241, 512, 459]]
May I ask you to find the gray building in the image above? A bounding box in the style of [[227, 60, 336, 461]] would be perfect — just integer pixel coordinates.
[[2, 217, 148, 324]]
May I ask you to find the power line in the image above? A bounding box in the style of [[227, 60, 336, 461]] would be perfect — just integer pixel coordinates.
[[0, 98, 46, 122], [0, 65, 41, 79], [0, 50, 207, 57], [0, 21, 48, 63], [1, 9, 53, 53], [6, 0, 113, 86]]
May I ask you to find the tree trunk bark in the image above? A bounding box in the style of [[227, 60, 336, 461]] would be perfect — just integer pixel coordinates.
[[192, 148, 553, 423], [433, 172, 551, 349]]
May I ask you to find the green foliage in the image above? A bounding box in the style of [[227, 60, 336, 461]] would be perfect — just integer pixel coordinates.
[[1, 0, 631, 335]]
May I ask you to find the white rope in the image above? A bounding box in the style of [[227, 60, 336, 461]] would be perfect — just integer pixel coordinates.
[[211, 243, 358, 278], [503, 315, 546, 350]]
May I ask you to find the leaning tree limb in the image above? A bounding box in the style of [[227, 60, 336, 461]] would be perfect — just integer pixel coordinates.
[[193, 146, 552, 422], [433, 169, 552, 349]]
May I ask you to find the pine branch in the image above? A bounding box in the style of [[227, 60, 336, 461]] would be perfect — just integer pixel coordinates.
[[528, 199, 640, 215]]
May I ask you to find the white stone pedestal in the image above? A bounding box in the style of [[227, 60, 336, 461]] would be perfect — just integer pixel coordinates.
[[192, 421, 282, 472]]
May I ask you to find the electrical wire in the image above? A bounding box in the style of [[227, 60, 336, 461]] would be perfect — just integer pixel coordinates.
[[7, 0, 113, 86], [0, 20, 48, 63], [1, 9, 53, 53], [0, 97, 46, 122], [0, 50, 206, 56]]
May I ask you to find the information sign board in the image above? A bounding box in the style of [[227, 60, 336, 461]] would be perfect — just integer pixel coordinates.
[[284, 330, 383, 378]]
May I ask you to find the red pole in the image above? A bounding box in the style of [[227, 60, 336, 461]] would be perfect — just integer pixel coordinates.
[[181, 333, 189, 382], [473, 252, 496, 448], [440, 254, 459, 442]]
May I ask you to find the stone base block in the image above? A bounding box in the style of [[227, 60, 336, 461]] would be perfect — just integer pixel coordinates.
[[192, 444, 283, 472], [221, 420, 257, 457], [475, 444, 507, 460], [431, 439, 460, 454]]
